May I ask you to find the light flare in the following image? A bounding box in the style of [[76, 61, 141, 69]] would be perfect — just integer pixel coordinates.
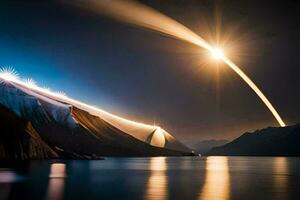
[[211, 47, 225, 60], [68, 0, 286, 127], [0, 67, 19, 82], [24, 78, 37, 88], [53, 91, 68, 98]]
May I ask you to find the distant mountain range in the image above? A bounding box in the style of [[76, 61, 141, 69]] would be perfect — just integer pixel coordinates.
[[187, 139, 229, 154], [207, 123, 300, 156], [0, 80, 192, 159]]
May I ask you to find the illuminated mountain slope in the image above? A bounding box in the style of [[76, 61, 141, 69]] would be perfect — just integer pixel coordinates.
[[0, 80, 192, 158]]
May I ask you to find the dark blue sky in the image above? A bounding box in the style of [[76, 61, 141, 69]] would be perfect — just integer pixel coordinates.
[[0, 0, 299, 142]]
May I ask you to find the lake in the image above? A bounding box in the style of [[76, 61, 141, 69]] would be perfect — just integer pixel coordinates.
[[0, 156, 300, 200]]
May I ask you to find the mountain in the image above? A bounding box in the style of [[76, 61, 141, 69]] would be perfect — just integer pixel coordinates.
[[0, 79, 192, 159], [187, 139, 229, 154], [207, 124, 300, 156]]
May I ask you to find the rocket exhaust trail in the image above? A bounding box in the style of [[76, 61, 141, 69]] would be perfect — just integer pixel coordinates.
[[222, 57, 285, 127], [68, 0, 286, 127]]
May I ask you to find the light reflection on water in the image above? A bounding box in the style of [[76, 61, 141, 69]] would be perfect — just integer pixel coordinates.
[[199, 157, 230, 200], [273, 157, 289, 200], [145, 157, 168, 200], [0, 171, 17, 183], [0, 170, 16, 200], [0, 157, 300, 200], [45, 163, 66, 200]]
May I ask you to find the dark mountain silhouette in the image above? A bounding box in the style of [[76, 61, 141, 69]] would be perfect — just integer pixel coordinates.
[[207, 123, 300, 156], [0, 80, 192, 159]]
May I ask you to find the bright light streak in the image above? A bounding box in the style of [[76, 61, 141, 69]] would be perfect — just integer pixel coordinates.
[[68, 0, 286, 127], [66, 0, 211, 50], [0, 67, 159, 132], [222, 56, 286, 127]]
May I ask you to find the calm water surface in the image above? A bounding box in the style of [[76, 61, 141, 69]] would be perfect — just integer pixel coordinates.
[[0, 156, 300, 200]]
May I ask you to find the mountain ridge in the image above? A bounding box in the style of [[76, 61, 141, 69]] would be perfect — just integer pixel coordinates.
[[0, 80, 192, 159], [207, 123, 300, 156]]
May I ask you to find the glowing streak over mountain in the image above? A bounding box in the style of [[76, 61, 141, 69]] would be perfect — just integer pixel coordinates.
[[0, 67, 158, 130], [69, 0, 286, 127]]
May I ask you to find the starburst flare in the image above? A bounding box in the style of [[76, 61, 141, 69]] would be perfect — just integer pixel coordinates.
[[0, 66, 19, 83]]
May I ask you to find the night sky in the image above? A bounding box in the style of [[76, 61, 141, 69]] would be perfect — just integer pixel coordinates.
[[0, 0, 299, 142]]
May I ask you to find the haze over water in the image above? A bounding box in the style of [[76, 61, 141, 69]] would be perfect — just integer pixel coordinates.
[[0, 157, 300, 200]]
